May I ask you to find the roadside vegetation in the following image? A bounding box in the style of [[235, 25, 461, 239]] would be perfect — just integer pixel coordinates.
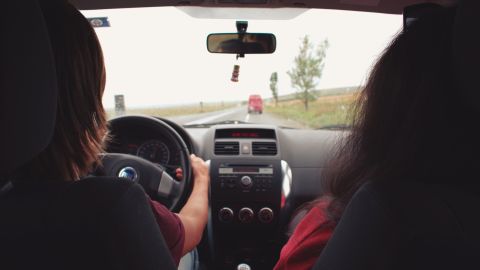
[[288, 35, 329, 111], [266, 34, 358, 129], [107, 102, 236, 119], [266, 92, 358, 129]]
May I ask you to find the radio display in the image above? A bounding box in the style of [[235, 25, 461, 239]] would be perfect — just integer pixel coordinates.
[[219, 166, 274, 175], [233, 167, 259, 173], [215, 128, 276, 139]]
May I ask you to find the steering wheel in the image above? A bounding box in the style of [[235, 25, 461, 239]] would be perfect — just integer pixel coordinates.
[[97, 115, 192, 212]]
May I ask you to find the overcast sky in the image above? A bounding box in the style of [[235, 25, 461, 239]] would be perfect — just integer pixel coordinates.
[[82, 7, 401, 109]]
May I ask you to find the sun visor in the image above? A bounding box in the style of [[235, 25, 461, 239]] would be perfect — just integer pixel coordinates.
[[452, 0, 480, 112], [0, 0, 58, 175]]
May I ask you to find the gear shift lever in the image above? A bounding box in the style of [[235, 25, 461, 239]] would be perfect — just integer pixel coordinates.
[[237, 263, 251, 270]]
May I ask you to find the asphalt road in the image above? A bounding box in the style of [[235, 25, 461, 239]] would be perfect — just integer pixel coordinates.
[[164, 106, 305, 129]]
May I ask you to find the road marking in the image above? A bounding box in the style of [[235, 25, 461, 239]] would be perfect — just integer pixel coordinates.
[[245, 114, 250, 122], [184, 108, 241, 125]]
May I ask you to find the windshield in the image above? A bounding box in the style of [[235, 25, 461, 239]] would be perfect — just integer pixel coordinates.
[[82, 7, 401, 129]]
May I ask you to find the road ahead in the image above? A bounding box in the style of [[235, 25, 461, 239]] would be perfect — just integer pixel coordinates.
[[164, 106, 305, 129]]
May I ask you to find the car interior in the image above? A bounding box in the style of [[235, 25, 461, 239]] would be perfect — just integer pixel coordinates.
[[1, 0, 479, 270]]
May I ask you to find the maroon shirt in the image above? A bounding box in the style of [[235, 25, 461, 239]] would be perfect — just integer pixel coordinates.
[[148, 198, 185, 265]]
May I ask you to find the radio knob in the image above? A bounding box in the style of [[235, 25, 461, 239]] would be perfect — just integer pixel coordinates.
[[218, 207, 234, 223], [240, 176, 253, 189], [238, 207, 254, 223], [258, 207, 274, 223]]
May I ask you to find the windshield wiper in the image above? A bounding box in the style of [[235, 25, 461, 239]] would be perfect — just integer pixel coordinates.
[[316, 124, 351, 130], [183, 120, 249, 128]]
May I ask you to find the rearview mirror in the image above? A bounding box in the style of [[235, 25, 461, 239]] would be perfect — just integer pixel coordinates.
[[207, 33, 276, 54]]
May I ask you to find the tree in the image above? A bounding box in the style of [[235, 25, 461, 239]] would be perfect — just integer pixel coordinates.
[[287, 36, 329, 111], [270, 72, 279, 106]]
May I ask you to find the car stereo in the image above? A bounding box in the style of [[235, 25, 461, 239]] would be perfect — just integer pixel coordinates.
[[207, 157, 290, 269], [210, 160, 282, 227]]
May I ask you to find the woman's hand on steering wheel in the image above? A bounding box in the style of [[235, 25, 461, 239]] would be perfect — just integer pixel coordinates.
[[176, 154, 210, 255], [190, 154, 210, 188]]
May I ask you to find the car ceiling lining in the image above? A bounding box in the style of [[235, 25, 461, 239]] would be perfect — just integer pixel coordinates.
[[71, 0, 458, 14]]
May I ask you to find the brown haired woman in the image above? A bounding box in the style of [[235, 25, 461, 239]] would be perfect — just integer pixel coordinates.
[[274, 6, 468, 270], [14, 0, 208, 266]]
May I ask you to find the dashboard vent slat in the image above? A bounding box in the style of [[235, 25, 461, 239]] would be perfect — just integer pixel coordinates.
[[252, 142, 277, 156], [215, 142, 239, 155]]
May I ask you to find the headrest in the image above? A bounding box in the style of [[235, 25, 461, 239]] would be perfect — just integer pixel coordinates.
[[0, 0, 58, 176], [453, 0, 480, 112]]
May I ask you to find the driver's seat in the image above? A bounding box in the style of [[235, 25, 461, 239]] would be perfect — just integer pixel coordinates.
[[0, 1, 176, 269]]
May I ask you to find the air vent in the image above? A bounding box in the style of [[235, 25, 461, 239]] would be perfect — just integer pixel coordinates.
[[252, 142, 277, 155], [215, 142, 239, 155]]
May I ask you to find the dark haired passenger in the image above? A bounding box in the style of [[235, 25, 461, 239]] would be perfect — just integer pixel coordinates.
[[15, 1, 209, 266], [274, 6, 467, 270]]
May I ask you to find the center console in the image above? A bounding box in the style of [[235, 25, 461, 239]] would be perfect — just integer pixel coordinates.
[[206, 127, 292, 270]]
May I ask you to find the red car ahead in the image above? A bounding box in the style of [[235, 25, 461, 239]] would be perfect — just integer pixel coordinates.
[[248, 94, 263, 114]]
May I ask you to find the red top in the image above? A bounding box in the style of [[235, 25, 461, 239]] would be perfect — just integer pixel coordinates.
[[148, 198, 185, 266], [274, 199, 335, 270]]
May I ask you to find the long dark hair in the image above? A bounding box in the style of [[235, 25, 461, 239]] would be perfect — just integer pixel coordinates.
[[17, 1, 108, 182], [323, 7, 478, 222]]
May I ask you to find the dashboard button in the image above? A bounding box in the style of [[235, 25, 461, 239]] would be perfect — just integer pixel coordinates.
[[241, 143, 251, 154], [218, 207, 234, 223], [238, 207, 254, 223], [240, 176, 253, 189], [226, 178, 236, 189], [258, 207, 274, 223]]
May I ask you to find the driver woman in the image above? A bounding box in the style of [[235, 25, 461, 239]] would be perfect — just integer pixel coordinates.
[[17, 0, 209, 266]]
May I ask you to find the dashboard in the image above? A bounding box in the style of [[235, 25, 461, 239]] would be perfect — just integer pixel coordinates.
[[106, 117, 342, 270], [107, 134, 181, 174]]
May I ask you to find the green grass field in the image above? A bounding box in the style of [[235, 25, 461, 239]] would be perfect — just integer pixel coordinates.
[[107, 102, 236, 119], [266, 93, 358, 129]]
